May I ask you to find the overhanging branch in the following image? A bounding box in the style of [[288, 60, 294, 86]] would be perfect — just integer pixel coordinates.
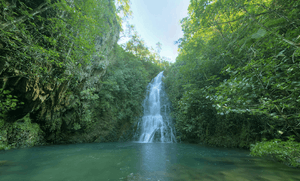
[[0, 2, 52, 30]]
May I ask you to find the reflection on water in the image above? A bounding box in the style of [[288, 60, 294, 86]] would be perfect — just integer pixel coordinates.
[[141, 143, 167, 172], [0, 142, 299, 181]]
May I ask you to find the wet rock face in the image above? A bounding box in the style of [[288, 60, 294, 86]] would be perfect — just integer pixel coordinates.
[[2, 33, 119, 124], [0, 61, 68, 122], [1, 68, 70, 123]]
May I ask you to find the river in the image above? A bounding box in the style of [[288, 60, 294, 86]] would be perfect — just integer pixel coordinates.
[[1, 142, 299, 181]]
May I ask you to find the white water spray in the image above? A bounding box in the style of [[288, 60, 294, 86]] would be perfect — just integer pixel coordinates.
[[136, 71, 176, 143]]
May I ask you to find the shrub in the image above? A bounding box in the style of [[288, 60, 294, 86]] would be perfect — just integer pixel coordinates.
[[251, 136, 300, 167]]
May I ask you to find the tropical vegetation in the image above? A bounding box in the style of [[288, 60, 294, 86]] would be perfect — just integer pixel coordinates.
[[1, 0, 299, 168], [164, 0, 300, 167], [0, 0, 165, 150]]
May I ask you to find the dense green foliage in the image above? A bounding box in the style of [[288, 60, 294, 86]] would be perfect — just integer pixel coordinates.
[[251, 136, 300, 167], [0, 0, 163, 149], [87, 45, 162, 141], [0, 89, 21, 118], [1, 0, 116, 84], [0, 114, 44, 150], [164, 0, 300, 156], [1, 0, 299, 169], [121, 24, 171, 70], [0, 0, 121, 148]]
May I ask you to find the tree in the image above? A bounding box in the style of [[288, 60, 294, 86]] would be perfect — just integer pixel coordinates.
[[164, 0, 300, 147]]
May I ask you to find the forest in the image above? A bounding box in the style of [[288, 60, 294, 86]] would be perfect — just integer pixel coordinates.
[[0, 0, 168, 149], [163, 0, 300, 167], [0, 0, 299, 168]]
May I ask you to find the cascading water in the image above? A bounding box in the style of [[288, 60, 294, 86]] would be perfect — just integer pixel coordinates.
[[135, 71, 176, 143]]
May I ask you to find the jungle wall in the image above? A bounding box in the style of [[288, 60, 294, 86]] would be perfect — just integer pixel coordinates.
[[163, 0, 300, 167], [0, 0, 163, 150]]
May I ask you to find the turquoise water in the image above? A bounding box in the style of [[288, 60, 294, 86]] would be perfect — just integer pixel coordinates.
[[0, 142, 299, 181]]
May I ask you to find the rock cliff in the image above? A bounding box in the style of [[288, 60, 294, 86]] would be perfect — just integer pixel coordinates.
[[0, 0, 128, 149]]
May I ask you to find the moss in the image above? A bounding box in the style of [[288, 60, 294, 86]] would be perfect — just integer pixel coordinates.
[[0, 114, 45, 150]]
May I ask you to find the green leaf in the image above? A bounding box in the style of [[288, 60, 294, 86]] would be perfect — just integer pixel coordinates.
[[251, 28, 267, 39]]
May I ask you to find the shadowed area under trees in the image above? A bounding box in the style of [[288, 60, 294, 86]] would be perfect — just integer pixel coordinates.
[[164, 0, 300, 167]]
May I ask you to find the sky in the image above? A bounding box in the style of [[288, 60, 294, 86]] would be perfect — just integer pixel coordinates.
[[118, 0, 190, 63]]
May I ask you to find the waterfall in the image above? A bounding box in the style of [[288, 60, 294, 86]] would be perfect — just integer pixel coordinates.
[[135, 71, 176, 143]]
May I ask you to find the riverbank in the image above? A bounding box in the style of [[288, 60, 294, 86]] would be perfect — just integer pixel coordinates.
[[180, 136, 300, 168], [250, 137, 300, 168]]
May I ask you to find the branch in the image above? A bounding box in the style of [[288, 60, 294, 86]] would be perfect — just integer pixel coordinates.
[[0, 2, 52, 30], [66, 42, 74, 61], [239, 5, 300, 48], [213, 11, 273, 26]]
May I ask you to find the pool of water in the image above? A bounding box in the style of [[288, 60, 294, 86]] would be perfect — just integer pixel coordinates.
[[0, 142, 299, 181]]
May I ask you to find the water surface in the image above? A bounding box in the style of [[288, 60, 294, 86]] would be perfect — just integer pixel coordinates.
[[1, 142, 299, 181]]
